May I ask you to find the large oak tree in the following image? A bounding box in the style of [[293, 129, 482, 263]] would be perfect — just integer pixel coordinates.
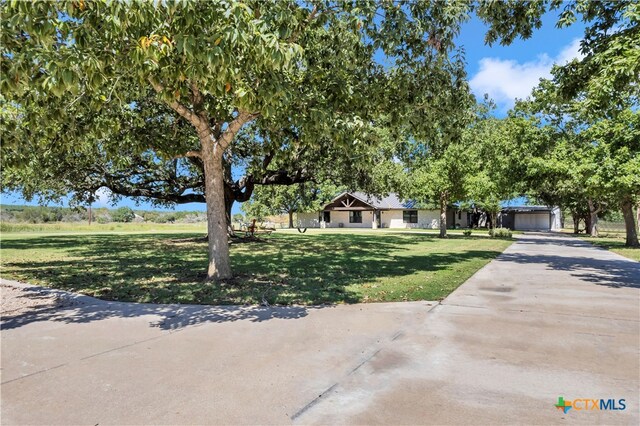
[[1, 1, 471, 279]]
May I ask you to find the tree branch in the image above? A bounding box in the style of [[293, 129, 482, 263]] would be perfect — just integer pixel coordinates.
[[190, 82, 203, 109], [217, 111, 259, 150], [148, 78, 202, 128], [103, 178, 206, 204], [174, 150, 202, 159]]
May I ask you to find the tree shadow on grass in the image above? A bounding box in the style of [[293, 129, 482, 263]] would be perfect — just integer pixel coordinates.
[[586, 238, 640, 255], [0, 285, 327, 331], [1, 232, 502, 312]]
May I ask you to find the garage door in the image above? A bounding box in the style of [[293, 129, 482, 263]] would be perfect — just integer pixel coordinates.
[[514, 213, 550, 230]]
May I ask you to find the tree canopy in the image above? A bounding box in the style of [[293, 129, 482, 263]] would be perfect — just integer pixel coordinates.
[[242, 181, 341, 228], [1, 0, 474, 279], [3, 0, 638, 280], [508, 77, 639, 245]]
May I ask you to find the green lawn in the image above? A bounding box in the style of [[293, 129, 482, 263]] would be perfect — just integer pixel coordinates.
[[0, 231, 512, 305], [0, 221, 207, 234], [580, 235, 640, 262]]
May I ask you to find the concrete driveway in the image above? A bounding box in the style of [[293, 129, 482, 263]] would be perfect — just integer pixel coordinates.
[[1, 233, 638, 425]]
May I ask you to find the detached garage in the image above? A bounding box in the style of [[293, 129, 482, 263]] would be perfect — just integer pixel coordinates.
[[499, 206, 561, 231]]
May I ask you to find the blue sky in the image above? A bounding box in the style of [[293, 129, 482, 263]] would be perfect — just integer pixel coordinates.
[[3, 10, 585, 213], [461, 11, 585, 113]]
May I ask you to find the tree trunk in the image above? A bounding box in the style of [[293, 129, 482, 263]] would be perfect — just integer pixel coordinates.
[[583, 213, 591, 235], [439, 192, 447, 238], [288, 211, 294, 228], [621, 197, 640, 247], [572, 212, 580, 234], [151, 80, 256, 280], [587, 199, 599, 237], [224, 192, 236, 237], [202, 143, 233, 280]]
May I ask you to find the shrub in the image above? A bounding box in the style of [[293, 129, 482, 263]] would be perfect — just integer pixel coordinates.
[[111, 207, 135, 223], [61, 212, 84, 222], [142, 212, 161, 222], [489, 227, 512, 239], [179, 213, 207, 223], [463, 229, 472, 236]]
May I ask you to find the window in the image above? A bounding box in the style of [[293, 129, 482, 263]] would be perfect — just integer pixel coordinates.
[[349, 211, 362, 223], [403, 210, 418, 223], [323, 211, 331, 223]]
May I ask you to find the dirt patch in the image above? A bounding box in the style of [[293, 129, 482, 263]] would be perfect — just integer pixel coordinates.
[[1, 283, 69, 317]]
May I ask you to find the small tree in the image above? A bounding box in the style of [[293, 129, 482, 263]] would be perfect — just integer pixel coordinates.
[[243, 182, 339, 228], [111, 207, 135, 223], [397, 54, 476, 238]]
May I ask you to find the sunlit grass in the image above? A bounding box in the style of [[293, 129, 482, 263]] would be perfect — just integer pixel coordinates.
[[1, 231, 512, 305], [580, 235, 640, 262], [0, 221, 207, 234]]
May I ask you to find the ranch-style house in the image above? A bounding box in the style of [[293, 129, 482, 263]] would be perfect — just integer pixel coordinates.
[[297, 192, 561, 231]]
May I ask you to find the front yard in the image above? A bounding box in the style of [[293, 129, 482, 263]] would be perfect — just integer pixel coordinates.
[[0, 231, 512, 305], [581, 235, 640, 262]]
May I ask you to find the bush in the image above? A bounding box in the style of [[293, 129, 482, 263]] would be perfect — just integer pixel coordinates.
[[142, 211, 161, 222], [489, 227, 512, 239], [179, 212, 207, 223], [111, 207, 135, 223], [463, 229, 472, 236], [62, 212, 84, 222], [97, 214, 111, 224]]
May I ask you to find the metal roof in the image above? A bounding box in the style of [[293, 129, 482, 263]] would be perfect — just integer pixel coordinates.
[[501, 206, 553, 212], [350, 192, 418, 209], [326, 193, 555, 212]]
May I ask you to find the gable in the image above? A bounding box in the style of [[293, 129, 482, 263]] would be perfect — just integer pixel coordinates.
[[323, 193, 374, 210]]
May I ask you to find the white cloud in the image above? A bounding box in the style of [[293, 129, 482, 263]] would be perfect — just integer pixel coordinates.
[[556, 38, 583, 65], [469, 38, 583, 110], [94, 187, 112, 206]]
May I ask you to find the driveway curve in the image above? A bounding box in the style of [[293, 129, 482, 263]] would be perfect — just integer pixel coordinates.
[[1, 232, 638, 425]]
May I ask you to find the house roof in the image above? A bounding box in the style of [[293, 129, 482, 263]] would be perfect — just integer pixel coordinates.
[[501, 206, 553, 213], [327, 192, 418, 210], [323, 193, 556, 212]]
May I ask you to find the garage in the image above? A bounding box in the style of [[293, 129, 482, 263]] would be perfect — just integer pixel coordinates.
[[514, 212, 550, 231], [499, 206, 561, 231]]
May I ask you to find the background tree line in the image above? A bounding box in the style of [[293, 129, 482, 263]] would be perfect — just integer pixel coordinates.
[[0, 205, 207, 224]]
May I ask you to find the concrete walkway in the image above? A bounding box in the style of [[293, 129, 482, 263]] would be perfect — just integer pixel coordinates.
[[1, 233, 638, 424]]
